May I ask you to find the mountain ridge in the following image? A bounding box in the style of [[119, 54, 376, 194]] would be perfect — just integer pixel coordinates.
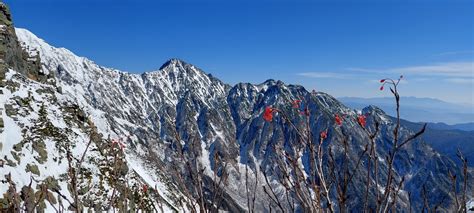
[[1, 14, 472, 212]]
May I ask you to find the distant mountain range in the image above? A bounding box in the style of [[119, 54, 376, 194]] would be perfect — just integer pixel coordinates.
[[425, 122, 474, 132], [340, 97, 474, 166], [400, 119, 474, 166], [339, 97, 474, 125]]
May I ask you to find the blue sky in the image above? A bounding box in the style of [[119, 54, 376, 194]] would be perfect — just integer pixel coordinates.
[[5, 0, 474, 105]]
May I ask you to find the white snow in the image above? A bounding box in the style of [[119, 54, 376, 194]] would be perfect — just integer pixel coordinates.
[[467, 199, 474, 212], [9, 28, 202, 211], [125, 154, 177, 213]]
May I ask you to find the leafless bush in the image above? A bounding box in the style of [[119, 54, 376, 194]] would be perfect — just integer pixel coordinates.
[[254, 76, 469, 213], [168, 125, 229, 212]]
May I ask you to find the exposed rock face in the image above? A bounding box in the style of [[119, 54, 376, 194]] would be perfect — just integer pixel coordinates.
[[0, 3, 472, 212], [0, 3, 45, 85]]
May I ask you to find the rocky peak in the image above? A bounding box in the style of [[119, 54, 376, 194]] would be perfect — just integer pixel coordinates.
[[0, 3, 13, 27], [0, 4, 48, 85], [139, 58, 229, 106], [158, 58, 188, 70], [362, 105, 388, 117], [363, 104, 385, 112], [156, 58, 209, 81]]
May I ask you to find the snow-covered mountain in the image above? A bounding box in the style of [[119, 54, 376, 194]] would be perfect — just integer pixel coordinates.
[[1, 3, 472, 212]]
